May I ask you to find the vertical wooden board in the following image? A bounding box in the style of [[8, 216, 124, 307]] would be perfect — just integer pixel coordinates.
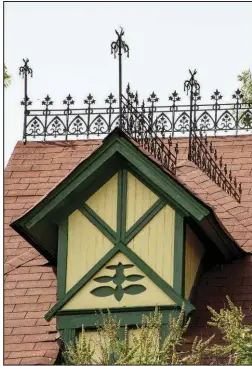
[[126, 172, 159, 230], [184, 225, 205, 299], [86, 173, 118, 231], [66, 210, 113, 291], [63, 252, 175, 310], [128, 205, 175, 286]]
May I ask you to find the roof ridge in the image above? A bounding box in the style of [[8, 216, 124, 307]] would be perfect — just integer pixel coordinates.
[[4, 248, 40, 275]]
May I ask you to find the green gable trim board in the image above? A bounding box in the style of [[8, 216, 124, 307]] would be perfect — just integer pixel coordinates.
[[173, 213, 185, 297]]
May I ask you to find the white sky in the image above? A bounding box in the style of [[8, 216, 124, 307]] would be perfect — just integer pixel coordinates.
[[4, 2, 252, 165]]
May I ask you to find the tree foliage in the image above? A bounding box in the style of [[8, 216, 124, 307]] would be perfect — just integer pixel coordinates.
[[62, 297, 252, 365], [238, 69, 252, 104], [4, 65, 11, 87]]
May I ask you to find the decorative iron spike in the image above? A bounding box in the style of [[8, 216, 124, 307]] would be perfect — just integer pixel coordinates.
[[19, 58, 33, 78], [63, 94, 75, 106], [84, 94, 95, 106], [211, 89, 223, 101], [168, 91, 180, 103], [234, 176, 237, 188], [175, 142, 179, 155], [111, 27, 129, 59], [126, 83, 131, 95], [209, 141, 213, 153], [168, 135, 172, 147], [42, 95, 53, 106], [214, 149, 218, 161], [147, 92, 159, 104], [204, 134, 208, 146], [184, 69, 200, 95], [21, 96, 32, 107], [239, 183, 242, 195], [229, 170, 232, 182], [232, 89, 243, 102], [141, 100, 145, 114], [105, 93, 116, 105], [135, 91, 139, 106]]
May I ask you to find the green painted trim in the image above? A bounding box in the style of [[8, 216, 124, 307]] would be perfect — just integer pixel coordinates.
[[121, 169, 127, 242], [79, 204, 116, 244], [44, 246, 119, 321], [57, 306, 180, 329], [60, 328, 76, 344], [57, 219, 68, 300], [116, 169, 123, 242], [118, 243, 195, 314], [173, 213, 185, 297], [125, 198, 166, 244]]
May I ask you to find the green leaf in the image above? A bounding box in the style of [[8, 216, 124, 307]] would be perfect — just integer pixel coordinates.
[[90, 286, 114, 297], [114, 286, 124, 301], [123, 284, 146, 295], [126, 274, 144, 282], [93, 276, 113, 283]]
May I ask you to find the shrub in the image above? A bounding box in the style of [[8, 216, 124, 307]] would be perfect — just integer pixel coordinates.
[[63, 297, 252, 365]]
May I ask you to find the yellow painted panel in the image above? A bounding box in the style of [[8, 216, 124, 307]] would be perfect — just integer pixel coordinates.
[[63, 252, 175, 310], [78, 330, 103, 362], [66, 210, 113, 291], [128, 205, 175, 286], [86, 173, 118, 231], [128, 328, 159, 349], [126, 172, 158, 230], [184, 225, 205, 299]]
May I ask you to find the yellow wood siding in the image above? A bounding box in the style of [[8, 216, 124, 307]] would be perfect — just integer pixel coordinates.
[[128, 328, 159, 349], [66, 210, 113, 291], [128, 205, 175, 286], [184, 225, 205, 299], [86, 173, 118, 231], [63, 252, 175, 310], [78, 330, 103, 361], [126, 172, 158, 230]]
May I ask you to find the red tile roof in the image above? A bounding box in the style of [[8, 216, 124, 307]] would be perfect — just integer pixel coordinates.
[[4, 134, 252, 364]]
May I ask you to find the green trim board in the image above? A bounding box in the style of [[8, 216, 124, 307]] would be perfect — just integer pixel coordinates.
[[57, 219, 68, 300], [57, 306, 181, 330], [125, 198, 166, 244], [173, 213, 185, 297], [79, 205, 116, 244]]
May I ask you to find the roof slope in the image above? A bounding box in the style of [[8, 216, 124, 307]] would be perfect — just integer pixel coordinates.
[[4, 134, 252, 364]]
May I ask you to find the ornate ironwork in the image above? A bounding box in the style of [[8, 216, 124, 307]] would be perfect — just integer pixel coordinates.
[[19, 29, 249, 202], [120, 85, 179, 175], [190, 130, 242, 203], [19, 59, 33, 141], [111, 27, 129, 127]]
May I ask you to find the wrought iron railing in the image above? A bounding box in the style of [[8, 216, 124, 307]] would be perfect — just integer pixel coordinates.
[[120, 91, 179, 175], [18, 28, 245, 201], [20, 84, 252, 141], [190, 131, 242, 203]]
